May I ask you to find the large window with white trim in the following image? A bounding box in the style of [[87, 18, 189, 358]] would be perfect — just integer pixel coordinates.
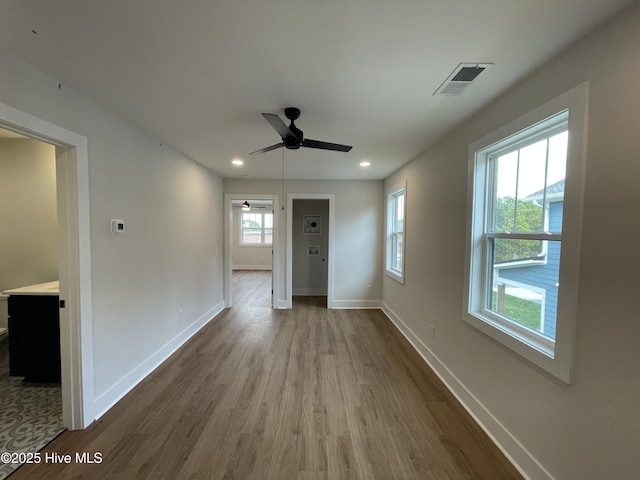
[[386, 181, 406, 283], [464, 84, 588, 383], [483, 118, 566, 350], [241, 211, 273, 245]]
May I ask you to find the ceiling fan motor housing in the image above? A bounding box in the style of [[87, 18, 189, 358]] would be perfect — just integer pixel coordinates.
[[284, 107, 301, 121], [284, 107, 303, 148], [284, 136, 301, 149]]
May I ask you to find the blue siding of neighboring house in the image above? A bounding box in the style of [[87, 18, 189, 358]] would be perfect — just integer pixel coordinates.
[[548, 201, 563, 233], [498, 202, 563, 339]]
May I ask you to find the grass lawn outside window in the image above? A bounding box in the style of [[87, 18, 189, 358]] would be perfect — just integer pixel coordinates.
[[491, 291, 542, 332]]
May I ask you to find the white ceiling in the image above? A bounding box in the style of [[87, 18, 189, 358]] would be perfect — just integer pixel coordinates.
[[0, 0, 633, 180]]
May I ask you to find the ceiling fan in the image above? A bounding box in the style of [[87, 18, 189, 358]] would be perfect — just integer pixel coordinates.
[[250, 107, 352, 155]]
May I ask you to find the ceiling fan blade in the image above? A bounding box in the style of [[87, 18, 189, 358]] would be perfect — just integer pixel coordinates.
[[249, 142, 284, 155], [302, 138, 352, 152], [262, 113, 295, 139]]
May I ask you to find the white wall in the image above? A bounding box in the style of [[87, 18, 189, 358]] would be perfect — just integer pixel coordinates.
[[224, 179, 383, 307], [382, 4, 640, 479], [0, 46, 225, 420]]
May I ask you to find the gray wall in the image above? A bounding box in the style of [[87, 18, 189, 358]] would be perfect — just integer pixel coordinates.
[[292, 199, 329, 295], [0, 138, 57, 329], [224, 179, 384, 307], [382, 4, 640, 479], [0, 138, 57, 292], [4, 4, 638, 476], [0, 45, 225, 417]]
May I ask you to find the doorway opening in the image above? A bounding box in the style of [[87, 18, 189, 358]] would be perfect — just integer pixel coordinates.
[[291, 199, 329, 308], [286, 193, 335, 309], [224, 195, 279, 309], [0, 101, 93, 432], [0, 130, 64, 477]]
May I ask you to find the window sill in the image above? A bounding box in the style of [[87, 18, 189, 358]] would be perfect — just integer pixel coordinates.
[[478, 309, 554, 357], [463, 310, 571, 383], [385, 268, 405, 285]]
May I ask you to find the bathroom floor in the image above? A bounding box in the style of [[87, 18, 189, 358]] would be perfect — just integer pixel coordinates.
[[0, 335, 64, 480]]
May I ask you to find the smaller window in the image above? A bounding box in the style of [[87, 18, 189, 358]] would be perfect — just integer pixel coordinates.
[[241, 211, 273, 246], [386, 181, 407, 284]]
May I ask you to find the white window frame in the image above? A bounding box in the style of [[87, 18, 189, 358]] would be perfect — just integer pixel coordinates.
[[483, 115, 565, 355], [386, 180, 407, 284], [240, 211, 273, 246], [463, 83, 588, 383]]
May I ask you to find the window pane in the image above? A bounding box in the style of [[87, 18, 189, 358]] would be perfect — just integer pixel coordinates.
[[518, 139, 547, 200], [242, 229, 262, 244], [490, 281, 543, 332], [494, 151, 518, 232], [492, 237, 545, 264], [395, 193, 405, 233], [243, 213, 261, 228], [489, 238, 560, 339], [241, 212, 273, 245], [546, 132, 568, 233], [494, 145, 547, 234], [547, 131, 568, 191], [386, 182, 406, 282], [392, 232, 403, 270], [493, 196, 544, 235]]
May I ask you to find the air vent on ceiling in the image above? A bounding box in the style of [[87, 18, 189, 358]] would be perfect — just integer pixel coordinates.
[[434, 63, 493, 96]]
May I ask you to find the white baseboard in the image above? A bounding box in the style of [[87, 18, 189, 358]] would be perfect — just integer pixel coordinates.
[[380, 302, 552, 480], [331, 299, 382, 309], [232, 266, 272, 271], [274, 299, 289, 309], [276, 298, 382, 309], [92, 300, 225, 420], [292, 288, 327, 296]]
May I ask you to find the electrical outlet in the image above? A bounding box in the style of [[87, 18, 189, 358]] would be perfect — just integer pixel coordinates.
[[179, 309, 184, 322], [366, 284, 372, 293], [430, 324, 436, 339]]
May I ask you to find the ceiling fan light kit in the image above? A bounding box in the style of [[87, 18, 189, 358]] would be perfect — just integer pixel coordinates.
[[250, 107, 352, 155]]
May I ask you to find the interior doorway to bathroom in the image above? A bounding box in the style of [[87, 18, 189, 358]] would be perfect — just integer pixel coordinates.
[[0, 100, 93, 432]]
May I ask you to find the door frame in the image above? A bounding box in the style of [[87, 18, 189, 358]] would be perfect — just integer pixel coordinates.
[[0, 101, 94, 429], [287, 193, 335, 309], [224, 194, 280, 308]]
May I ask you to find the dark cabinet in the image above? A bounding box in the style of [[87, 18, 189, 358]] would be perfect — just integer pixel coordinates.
[[8, 295, 61, 382]]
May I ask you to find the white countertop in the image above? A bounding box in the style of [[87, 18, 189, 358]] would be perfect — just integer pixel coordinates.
[[1, 280, 60, 296]]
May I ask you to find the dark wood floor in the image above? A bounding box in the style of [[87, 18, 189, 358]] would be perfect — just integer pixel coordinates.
[[12, 271, 522, 479]]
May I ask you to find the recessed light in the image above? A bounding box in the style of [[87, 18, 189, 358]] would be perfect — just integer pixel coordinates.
[[360, 161, 371, 167], [231, 158, 244, 166]]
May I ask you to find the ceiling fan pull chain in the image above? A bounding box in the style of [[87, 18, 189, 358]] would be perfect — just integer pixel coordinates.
[[281, 147, 286, 211]]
